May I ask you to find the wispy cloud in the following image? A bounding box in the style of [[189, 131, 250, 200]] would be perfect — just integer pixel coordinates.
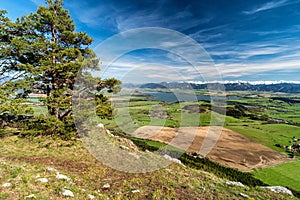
[[217, 59, 300, 79], [98, 53, 300, 82], [67, 2, 119, 32], [115, 8, 213, 32], [30, 0, 45, 6], [95, 61, 203, 83], [93, 42, 300, 83], [242, 0, 297, 15], [65, 0, 300, 82], [70, 1, 213, 33], [252, 25, 300, 36], [209, 44, 287, 59]]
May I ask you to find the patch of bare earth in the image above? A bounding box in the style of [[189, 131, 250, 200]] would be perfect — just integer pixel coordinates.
[[133, 126, 291, 171]]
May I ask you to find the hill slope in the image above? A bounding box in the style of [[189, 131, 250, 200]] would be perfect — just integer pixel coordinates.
[[0, 135, 296, 199]]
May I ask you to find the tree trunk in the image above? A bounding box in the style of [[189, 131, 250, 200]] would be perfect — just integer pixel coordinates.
[[50, 20, 59, 119]]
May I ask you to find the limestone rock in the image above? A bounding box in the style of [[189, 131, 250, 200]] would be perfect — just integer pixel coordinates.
[[261, 186, 293, 195], [61, 189, 74, 197], [131, 189, 140, 193], [37, 178, 48, 183], [56, 173, 71, 181], [103, 183, 110, 190], [2, 182, 12, 187], [25, 194, 35, 199], [226, 181, 244, 187]]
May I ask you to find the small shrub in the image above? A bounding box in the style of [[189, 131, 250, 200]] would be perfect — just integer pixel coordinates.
[[22, 115, 76, 140]]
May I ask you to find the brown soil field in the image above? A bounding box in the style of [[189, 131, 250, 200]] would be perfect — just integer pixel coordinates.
[[132, 126, 290, 171]]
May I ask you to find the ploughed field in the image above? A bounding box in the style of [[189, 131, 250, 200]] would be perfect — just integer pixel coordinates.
[[133, 126, 290, 171]]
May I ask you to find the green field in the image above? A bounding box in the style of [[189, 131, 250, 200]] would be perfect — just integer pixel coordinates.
[[226, 124, 300, 153], [233, 97, 300, 123], [252, 161, 300, 191], [105, 94, 300, 153]]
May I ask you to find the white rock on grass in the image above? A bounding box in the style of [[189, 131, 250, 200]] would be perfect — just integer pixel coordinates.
[[163, 154, 182, 165], [61, 189, 74, 197], [96, 123, 105, 130], [261, 186, 293, 195], [119, 145, 130, 150], [239, 193, 249, 198], [88, 194, 95, 199], [2, 182, 12, 187], [131, 189, 140, 194], [106, 129, 115, 137], [56, 172, 71, 181], [25, 194, 35, 199], [37, 178, 48, 183], [226, 181, 244, 187], [46, 167, 57, 172], [103, 183, 110, 189]]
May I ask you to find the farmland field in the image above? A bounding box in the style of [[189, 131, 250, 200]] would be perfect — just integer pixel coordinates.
[[252, 161, 300, 191], [132, 125, 290, 171], [226, 124, 300, 153]]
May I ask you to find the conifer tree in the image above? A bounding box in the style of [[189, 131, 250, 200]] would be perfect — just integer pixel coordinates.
[[0, 1, 121, 135], [0, 10, 33, 115]]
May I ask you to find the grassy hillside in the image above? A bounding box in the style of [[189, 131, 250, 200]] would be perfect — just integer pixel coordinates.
[[0, 135, 296, 200]]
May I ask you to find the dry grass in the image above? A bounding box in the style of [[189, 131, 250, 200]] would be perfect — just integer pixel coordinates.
[[0, 135, 296, 199]]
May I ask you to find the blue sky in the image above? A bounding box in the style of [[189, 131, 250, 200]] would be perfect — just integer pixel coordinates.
[[2, 0, 300, 83]]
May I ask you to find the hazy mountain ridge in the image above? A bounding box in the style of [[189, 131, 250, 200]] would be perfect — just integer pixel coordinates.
[[134, 82, 300, 93]]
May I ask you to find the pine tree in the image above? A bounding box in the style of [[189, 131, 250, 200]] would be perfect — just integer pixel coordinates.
[[0, 1, 121, 135], [23, 0, 100, 121], [0, 10, 33, 116]]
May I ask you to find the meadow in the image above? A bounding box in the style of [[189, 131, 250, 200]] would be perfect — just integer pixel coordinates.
[[252, 161, 300, 191]]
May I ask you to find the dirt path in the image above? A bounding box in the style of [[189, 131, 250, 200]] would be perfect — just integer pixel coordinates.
[[133, 126, 290, 171]]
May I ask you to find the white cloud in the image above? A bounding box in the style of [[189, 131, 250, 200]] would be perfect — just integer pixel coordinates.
[[243, 0, 298, 15], [160, 42, 179, 48], [114, 5, 213, 32], [207, 41, 290, 59], [94, 55, 217, 83], [240, 48, 283, 58], [94, 48, 300, 83], [166, 52, 187, 63], [216, 59, 300, 78]]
